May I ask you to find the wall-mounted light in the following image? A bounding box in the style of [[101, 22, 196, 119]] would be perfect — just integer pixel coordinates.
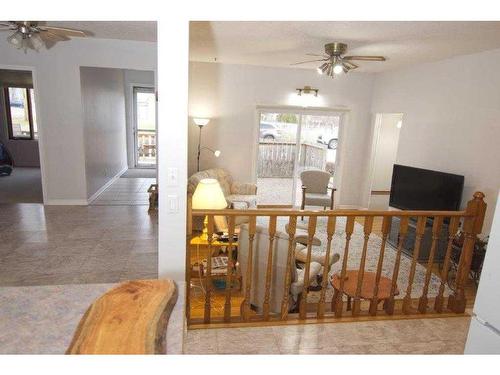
[[296, 86, 319, 97], [396, 120, 402, 129]]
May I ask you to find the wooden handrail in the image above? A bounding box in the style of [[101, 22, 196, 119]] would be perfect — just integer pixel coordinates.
[[187, 192, 487, 328], [192, 208, 469, 217]]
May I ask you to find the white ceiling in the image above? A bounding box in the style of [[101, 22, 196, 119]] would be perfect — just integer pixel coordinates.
[[190, 21, 500, 73], [41, 21, 157, 42]]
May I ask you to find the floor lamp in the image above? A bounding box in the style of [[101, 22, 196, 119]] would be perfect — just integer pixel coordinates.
[[194, 118, 221, 171]]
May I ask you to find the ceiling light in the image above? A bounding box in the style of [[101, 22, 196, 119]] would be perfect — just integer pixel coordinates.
[[214, 150, 221, 158], [333, 63, 344, 75], [317, 63, 328, 75], [30, 33, 45, 51], [7, 31, 24, 48]]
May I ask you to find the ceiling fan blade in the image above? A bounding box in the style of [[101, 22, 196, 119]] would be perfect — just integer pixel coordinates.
[[343, 61, 358, 70], [42, 31, 70, 41], [44, 38, 58, 50], [0, 22, 15, 27], [344, 55, 386, 61], [40, 26, 87, 37], [306, 53, 329, 58], [290, 58, 328, 66]]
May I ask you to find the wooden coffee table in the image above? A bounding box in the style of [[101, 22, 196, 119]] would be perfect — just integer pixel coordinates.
[[330, 270, 398, 311]]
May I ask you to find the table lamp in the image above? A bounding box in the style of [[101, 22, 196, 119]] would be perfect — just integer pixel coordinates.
[[192, 178, 228, 240]]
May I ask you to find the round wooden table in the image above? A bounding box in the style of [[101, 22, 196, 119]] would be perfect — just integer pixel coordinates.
[[330, 270, 399, 311]]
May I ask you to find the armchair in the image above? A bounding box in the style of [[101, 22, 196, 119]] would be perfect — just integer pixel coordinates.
[[300, 169, 336, 215]]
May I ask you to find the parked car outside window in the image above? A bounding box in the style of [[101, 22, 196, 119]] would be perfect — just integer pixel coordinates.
[[259, 122, 281, 141]]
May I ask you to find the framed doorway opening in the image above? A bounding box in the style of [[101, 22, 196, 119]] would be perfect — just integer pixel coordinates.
[[366, 113, 403, 210], [133, 86, 156, 168], [255, 107, 346, 207]]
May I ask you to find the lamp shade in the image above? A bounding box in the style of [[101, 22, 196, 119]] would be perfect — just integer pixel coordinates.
[[192, 178, 227, 209], [193, 118, 210, 127]]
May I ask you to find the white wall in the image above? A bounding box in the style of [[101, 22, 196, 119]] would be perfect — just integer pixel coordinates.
[[80, 67, 128, 199], [0, 69, 40, 167], [0, 37, 156, 203], [188, 62, 375, 206], [371, 48, 500, 233], [123, 69, 155, 168]]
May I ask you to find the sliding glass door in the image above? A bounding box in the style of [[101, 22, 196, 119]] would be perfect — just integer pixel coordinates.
[[256, 109, 342, 206], [133, 87, 156, 168]]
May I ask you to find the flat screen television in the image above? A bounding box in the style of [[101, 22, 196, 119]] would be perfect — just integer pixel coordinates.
[[389, 164, 464, 211]]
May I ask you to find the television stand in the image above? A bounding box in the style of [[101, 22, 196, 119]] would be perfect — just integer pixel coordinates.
[[387, 215, 449, 264]]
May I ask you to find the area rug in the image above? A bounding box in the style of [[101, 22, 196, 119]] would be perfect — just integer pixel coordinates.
[[256, 216, 451, 303]]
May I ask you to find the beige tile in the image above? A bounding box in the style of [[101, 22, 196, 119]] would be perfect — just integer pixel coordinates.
[[0, 203, 157, 288], [216, 327, 280, 354], [184, 329, 218, 354]]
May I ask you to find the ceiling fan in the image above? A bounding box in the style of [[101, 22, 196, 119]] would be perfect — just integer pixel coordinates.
[[0, 21, 88, 52], [291, 42, 386, 77]]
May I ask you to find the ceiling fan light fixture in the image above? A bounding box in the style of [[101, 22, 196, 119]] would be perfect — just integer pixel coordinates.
[[333, 63, 344, 75], [30, 33, 45, 51], [317, 62, 329, 75], [7, 31, 24, 47]]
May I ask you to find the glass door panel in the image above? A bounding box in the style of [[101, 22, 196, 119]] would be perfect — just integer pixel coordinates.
[[295, 114, 340, 206], [256, 111, 299, 205], [134, 87, 156, 167]]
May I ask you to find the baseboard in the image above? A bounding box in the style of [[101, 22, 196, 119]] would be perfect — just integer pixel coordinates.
[[44, 199, 89, 205], [87, 166, 128, 204]]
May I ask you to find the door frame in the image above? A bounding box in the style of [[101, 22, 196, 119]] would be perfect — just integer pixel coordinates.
[[253, 105, 349, 206], [132, 85, 156, 169], [0, 64, 47, 204], [365, 112, 404, 208]]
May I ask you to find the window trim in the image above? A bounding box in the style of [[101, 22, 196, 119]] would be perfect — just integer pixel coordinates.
[[3, 86, 36, 141]]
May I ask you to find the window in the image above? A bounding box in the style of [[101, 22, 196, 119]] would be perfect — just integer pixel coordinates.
[[3, 87, 38, 140]]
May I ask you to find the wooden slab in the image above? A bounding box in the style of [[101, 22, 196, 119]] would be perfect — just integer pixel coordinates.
[[67, 279, 177, 354]]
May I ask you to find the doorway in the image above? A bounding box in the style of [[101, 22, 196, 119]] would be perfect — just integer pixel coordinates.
[[133, 86, 156, 168], [367, 113, 403, 209], [0, 68, 44, 204], [255, 108, 343, 206]]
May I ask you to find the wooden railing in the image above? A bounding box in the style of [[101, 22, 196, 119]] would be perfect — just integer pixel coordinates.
[[138, 130, 156, 159], [186, 192, 486, 328]]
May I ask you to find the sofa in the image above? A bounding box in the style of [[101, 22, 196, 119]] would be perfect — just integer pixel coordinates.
[[187, 168, 258, 232], [238, 224, 324, 313], [188, 168, 257, 208]]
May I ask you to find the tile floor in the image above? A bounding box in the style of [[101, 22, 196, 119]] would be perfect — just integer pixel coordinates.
[[90, 176, 156, 206], [184, 316, 471, 354], [0, 204, 157, 286], [0, 201, 472, 355], [0, 282, 184, 354]]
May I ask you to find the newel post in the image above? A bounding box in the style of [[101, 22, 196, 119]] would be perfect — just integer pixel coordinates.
[[448, 191, 487, 313]]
